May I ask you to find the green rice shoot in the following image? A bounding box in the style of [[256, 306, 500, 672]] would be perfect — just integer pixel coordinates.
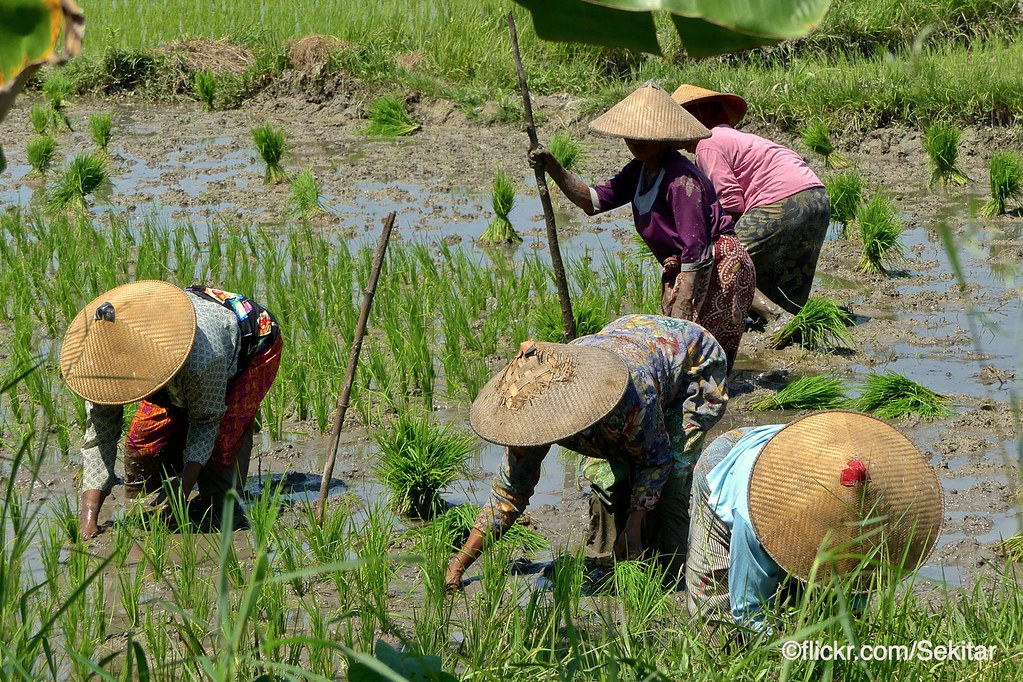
[[193, 70, 217, 112], [290, 168, 323, 216], [802, 119, 851, 168], [748, 373, 850, 411], [825, 170, 864, 230], [48, 153, 109, 213], [924, 121, 970, 190], [769, 296, 854, 351], [1002, 533, 1023, 562], [412, 503, 548, 557], [42, 74, 72, 111], [532, 294, 608, 342], [26, 135, 56, 176], [549, 131, 584, 173], [856, 192, 905, 275], [364, 94, 419, 137], [855, 370, 953, 421], [88, 113, 113, 153], [251, 122, 288, 184], [373, 411, 477, 519], [980, 151, 1023, 216], [30, 104, 50, 134], [479, 169, 521, 245]]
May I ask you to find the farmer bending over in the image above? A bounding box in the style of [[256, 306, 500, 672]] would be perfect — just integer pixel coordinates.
[[445, 314, 728, 590], [61, 280, 282, 539], [686, 411, 942, 639]]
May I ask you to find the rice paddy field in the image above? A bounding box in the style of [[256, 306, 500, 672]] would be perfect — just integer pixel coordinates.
[[0, 0, 1021, 679]]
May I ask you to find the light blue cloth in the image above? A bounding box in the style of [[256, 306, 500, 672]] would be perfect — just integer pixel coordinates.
[[704, 424, 785, 629]]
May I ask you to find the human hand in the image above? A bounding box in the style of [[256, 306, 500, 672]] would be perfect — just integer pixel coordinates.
[[614, 509, 646, 561], [527, 144, 551, 170], [444, 563, 466, 592]]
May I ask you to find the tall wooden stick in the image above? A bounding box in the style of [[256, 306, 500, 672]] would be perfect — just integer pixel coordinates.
[[507, 12, 576, 340], [316, 211, 396, 525]]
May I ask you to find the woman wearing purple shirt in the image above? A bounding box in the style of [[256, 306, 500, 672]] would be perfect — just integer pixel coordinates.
[[530, 82, 755, 369]]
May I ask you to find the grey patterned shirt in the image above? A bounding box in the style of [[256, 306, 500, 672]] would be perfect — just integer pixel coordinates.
[[80, 293, 241, 492]]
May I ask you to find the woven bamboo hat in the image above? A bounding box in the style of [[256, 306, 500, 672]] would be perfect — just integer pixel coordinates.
[[470, 341, 630, 447], [60, 281, 196, 405], [670, 84, 748, 127], [748, 411, 943, 589], [589, 81, 710, 143]]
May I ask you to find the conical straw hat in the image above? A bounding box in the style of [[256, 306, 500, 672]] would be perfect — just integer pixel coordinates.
[[470, 341, 629, 447], [590, 81, 710, 143], [670, 84, 748, 127], [61, 281, 196, 405], [748, 411, 942, 589]]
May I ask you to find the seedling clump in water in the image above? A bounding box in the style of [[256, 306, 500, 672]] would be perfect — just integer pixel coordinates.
[[290, 168, 323, 216], [364, 94, 420, 137], [88, 113, 113, 154], [855, 370, 952, 420], [48, 153, 109, 214], [479, 169, 521, 245], [924, 121, 970, 190], [769, 296, 854, 352], [825, 170, 863, 232], [252, 122, 288, 183], [856, 192, 905, 275], [749, 373, 850, 411], [802, 119, 850, 168], [27, 135, 57, 176], [193, 70, 217, 111], [980, 151, 1023, 216]]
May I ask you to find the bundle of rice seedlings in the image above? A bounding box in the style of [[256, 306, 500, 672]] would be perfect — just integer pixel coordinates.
[[42, 74, 73, 130], [748, 373, 850, 411], [924, 121, 970, 190], [854, 370, 952, 421], [88, 114, 113, 154], [364, 94, 420, 137], [30, 104, 50, 134], [48, 153, 108, 213], [532, 295, 608, 342], [479, 169, 521, 245], [1002, 534, 1023, 562], [374, 412, 477, 519], [26, 135, 56, 176], [290, 168, 323, 216], [411, 503, 548, 556], [856, 193, 905, 275], [549, 131, 584, 173], [251, 122, 288, 184], [769, 296, 854, 351], [801, 120, 850, 169], [980, 151, 1023, 217], [193, 71, 217, 112], [825, 170, 863, 231]]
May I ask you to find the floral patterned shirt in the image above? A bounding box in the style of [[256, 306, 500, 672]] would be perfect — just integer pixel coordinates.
[[474, 314, 729, 535]]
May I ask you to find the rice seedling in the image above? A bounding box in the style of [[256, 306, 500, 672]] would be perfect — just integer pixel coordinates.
[[980, 151, 1023, 216], [48, 153, 109, 214], [825, 170, 863, 231], [245, 474, 287, 549], [608, 559, 671, 634], [30, 104, 50, 134], [855, 370, 953, 421], [364, 94, 420, 137], [290, 167, 323, 216], [549, 131, 584, 173], [856, 192, 905, 275], [1002, 533, 1023, 562], [26, 135, 56, 176], [479, 169, 521, 245], [373, 411, 477, 518], [924, 121, 970, 190], [532, 294, 609, 342], [42, 74, 73, 131], [748, 373, 850, 411], [251, 121, 288, 183], [769, 296, 854, 351], [193, 70, 218, 111], [413, 503, 548, 556], [87, 113, 113, 153], [801, 119, 851, 168]]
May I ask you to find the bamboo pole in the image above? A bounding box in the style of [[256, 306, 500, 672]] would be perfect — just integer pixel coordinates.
[[316, 211, 396, 525], [507, 12, 576, 340]]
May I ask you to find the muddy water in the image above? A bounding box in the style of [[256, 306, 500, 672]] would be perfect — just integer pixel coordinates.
[[1, 97, 1020, 590]]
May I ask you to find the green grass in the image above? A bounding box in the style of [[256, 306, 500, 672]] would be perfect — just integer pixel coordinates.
[[290, 168, 323, 216], [856, 192, 905, 275], [748, 373, 850, 411], [769, 296, 854, 351], [364, 94, 420, 137], [549, 131, 584, 173], [88, 113, 113, 153], [801, 119, 850, 169], [479, 169, 521, 245], [193, 70, 218, 111], [373, 412, 477, 518], [825, 170, 864, 229], [855, 370, 953, 420], [980, 151, 1023, 216], [26, 136, 56, 176], [924, 121, 971, 190], [251, 122, 288, 184], [48, 153, 109, 213]]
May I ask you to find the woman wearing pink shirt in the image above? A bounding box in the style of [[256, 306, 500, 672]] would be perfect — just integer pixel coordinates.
[[672, 85, 830, 326], [531, 82, 755, 368]]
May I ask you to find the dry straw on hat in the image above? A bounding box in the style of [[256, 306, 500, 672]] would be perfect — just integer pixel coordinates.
[[590, 81, 711, 143], [61, 280, 196, 405], [748, 411, 942, 588], [470, 341, 629, 447], [670, 84, 749, 127]]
